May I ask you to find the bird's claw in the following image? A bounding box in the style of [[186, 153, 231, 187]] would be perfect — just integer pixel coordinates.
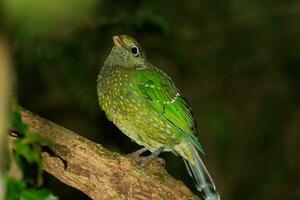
[[137, 155, 165, 167], [127, 147, 148, 158]]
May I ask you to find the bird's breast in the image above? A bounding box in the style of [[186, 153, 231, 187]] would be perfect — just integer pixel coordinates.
[[97, 67, 134, 121]]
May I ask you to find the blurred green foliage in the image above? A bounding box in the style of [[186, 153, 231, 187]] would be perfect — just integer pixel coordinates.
[[1, 0, 97, 37], [6, 178, 57, 200], [1, 0, 300, 199], [7, 103, 57, 200]]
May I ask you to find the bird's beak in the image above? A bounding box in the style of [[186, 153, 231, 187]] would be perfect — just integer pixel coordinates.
[[112, 35, 124, 48]]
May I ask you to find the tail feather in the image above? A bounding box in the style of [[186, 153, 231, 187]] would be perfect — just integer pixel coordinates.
[[183, 158, 193, 177], [185, 146, 220, 200]]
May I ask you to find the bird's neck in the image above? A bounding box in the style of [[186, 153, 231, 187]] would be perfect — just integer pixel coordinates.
[[98, 58, 116, 82]]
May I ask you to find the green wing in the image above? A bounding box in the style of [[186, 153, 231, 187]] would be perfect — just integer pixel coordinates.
[[133, 67, 205, 154]]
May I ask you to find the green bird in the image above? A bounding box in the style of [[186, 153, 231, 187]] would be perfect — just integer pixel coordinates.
[[97, 34, 220, 200]]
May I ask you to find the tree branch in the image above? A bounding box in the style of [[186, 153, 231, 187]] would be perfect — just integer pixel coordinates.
[[17, 108, 199, 200]]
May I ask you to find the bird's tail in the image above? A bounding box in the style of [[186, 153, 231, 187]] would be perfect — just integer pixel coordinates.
[[183, 146, 220, 200]]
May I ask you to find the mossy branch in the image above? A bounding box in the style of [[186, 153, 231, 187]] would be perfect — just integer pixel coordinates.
[[14, 108, 199, 200]]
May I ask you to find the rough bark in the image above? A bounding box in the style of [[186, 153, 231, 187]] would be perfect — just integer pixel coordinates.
[[18, 108, 199, 200]]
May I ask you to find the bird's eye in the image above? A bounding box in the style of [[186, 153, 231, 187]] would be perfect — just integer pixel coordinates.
[[131, 46, 139, 56]]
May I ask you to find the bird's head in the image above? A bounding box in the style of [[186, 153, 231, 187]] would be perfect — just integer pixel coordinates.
[[106, 34, 147, 68]]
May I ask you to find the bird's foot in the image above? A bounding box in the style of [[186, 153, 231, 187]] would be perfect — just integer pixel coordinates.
[[127, 147, 148, 158], [138, 156, 165, 167], [137, 147, 165, 167]]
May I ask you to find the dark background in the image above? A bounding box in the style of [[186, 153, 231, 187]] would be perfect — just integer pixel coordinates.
[[1, 0, 300, 199]]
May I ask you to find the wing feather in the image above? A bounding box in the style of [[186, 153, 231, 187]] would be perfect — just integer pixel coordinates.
[[133, 67, 205, 154]]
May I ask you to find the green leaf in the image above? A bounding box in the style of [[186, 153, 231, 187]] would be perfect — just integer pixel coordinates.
[[14, 139, 39, 164], [22, 133, 53, 147], [11, 101, 28, 136], [12, 132, 54, 186], [11, 103, 54, 186], [20, 189, 58, 200], [6, 178, 26, 200], [13, 136, 43, 186]]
